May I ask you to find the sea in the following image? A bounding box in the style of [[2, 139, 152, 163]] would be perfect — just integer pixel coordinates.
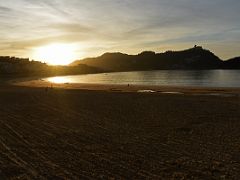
[[45, 70, 240, 88]]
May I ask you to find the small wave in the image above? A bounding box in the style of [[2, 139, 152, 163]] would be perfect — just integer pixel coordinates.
[[138, 90, 156, 93], [160, 91, 184, 94]]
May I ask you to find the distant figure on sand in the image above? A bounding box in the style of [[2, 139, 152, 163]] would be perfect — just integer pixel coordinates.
[[127, 84, 130, 87]]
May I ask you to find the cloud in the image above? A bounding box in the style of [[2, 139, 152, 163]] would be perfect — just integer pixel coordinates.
[[0, 6, 12, 12], [0, 0, 239, 59], [49, 23, 93, 33], [5, 34, 90, 50]]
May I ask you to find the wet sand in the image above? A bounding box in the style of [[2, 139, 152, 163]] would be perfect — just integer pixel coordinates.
[[0, 82, 240, 179], [15, 79, 240, 95]]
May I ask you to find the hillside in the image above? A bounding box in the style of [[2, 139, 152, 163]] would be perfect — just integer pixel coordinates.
[[221, 57, 240, 69], [0, 56, 102, 77], [71, 46, 239, 71], [1, 47, 240, 78]]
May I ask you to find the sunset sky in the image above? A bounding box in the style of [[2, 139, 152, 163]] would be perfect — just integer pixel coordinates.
[[0, 0, 240, 64]]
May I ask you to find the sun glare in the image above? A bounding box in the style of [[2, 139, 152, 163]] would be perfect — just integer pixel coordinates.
[[33, 43, 78, 65], [47, 76, 70, 84]]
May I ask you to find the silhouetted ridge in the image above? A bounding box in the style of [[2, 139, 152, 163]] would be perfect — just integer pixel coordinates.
[[1, 46, 239, 78], [138, 51, 156, 56], [221, 57, 240, 69], [0, 56, 102, 77], [71, 46, 227, 71]]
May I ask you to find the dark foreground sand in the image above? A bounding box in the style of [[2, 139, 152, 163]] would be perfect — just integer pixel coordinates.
[[0, 83, 240, 179]]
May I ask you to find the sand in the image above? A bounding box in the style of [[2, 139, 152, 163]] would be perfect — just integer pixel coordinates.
[[0, 81, 240, 179], [14, 78, 240, 95]]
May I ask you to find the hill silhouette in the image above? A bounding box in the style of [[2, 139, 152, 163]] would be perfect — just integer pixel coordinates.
[[71, 46, 240, 71], [221, 57, 240, 69], [1, 46, 240, 78], [0, 56, 102, 77]]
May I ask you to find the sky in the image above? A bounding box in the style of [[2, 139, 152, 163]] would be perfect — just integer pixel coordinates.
[[0, 0, 240, 64]]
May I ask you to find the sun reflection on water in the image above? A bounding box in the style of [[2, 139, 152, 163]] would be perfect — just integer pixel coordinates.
[[47, 77, 70, 84]]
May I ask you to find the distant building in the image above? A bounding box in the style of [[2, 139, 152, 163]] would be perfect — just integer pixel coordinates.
[[194, 45, 203, 49]]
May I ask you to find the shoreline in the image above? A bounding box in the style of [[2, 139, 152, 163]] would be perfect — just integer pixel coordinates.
[[13, 78, 240, 96]]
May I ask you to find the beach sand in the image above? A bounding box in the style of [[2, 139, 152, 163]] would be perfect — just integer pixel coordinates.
[[15, 78, 240, 95], [0, 82, 240, 179]]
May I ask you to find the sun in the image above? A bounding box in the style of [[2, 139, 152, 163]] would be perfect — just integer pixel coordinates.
[[33, 43, 78, 65]]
